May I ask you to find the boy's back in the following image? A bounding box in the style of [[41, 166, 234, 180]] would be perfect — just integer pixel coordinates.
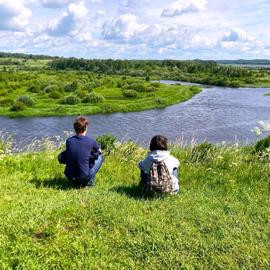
[[65, 135, 100, 179]]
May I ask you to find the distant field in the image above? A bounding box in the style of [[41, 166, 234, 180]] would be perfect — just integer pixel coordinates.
[[0, 69, 201, 117]]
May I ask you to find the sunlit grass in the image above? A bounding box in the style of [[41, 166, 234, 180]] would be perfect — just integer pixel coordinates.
[[0, 142, 269, 269]]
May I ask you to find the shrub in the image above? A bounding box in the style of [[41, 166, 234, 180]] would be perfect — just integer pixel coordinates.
[[64, 81, 78, 92], [245, 78, 256, 84], [0, 90, 8, 97], [96, 134, 117, 155], [44, 85, 59, 93], [48, 91, 61, 99], [10, 101, 26, 111], [123, 90, 138, 98], [0, 98, 13, 106], [146, 86, 157, 92], [187, 142, 216, 164], [150, 82, 161, 88], [16, 95, 35, 107], [190, 86, 200, 93], [228, 81, 241, 88], [27, 85, 40, 93], [82, 83, 94, 92], [127, 82, 146, 92], [254, 136, 270, 153], [75, 90, 87, 99], [63, 95, 81, 105], [155, 98, 166, 105], [82, 92, 105, 103]]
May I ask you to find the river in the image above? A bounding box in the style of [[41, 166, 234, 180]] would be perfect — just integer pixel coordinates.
[[0, 81, 269, 150]]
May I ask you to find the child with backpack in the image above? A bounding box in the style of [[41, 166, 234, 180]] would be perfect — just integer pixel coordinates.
[[138, 135, 180, 194]]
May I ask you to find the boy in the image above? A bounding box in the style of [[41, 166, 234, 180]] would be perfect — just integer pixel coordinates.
[[58, 116, 103, 187]]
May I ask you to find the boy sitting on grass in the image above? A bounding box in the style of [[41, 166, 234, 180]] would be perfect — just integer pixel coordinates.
[[58, 116, 103, 187], [138, 135, 180, 194]]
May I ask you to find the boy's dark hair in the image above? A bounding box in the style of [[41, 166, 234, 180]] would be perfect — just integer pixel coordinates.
[[74, 116, 89, 134], [150, 135, 168, 151]]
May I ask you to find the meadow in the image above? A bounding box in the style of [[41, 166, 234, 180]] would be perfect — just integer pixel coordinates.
[[0, 138, 269, 269], [0, 67, 200, 117]]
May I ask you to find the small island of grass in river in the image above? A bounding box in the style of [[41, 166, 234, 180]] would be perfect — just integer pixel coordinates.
[[0, 70, 201, 117]]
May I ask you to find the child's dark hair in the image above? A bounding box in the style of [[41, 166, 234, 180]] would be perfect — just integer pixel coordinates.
[[150, 135, 168, 151]]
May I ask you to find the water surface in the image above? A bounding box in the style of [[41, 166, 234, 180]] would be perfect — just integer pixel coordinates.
[[0, 81, 269, 149]]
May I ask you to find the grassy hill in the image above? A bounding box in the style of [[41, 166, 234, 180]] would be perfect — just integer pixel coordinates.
[[0, 141, 269, 269]]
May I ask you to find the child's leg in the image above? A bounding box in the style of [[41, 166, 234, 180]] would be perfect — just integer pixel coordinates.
[[172, 168, 180, 194], [86, 155, 104, 186], [140, 170, 148, 189]]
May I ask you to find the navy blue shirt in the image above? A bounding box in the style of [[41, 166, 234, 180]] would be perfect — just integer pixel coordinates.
[[64, 135, 100, 179]]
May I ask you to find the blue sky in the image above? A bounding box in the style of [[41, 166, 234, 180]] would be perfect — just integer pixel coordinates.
[[0, 0, 269, 59]]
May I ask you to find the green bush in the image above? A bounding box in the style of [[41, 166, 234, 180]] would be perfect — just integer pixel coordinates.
[[16, 95, 35, 107], [0, 98, 14, 106], [27, 85, 40, 93], [82, 92, 105, 103], [155, 98, 166, 105], [127, 82, 146, 92], [44, 85, 59, 93], [254, 136, 270, 153], [10, 101, 26, 111], [146, 86, 157, 92], [48, 91, 61, 99], [123, 90, 138, 98], [228, 81, 241, 88], [63, 95, 81, 105], [146, 93, 155, 97], [96, 134, 117, 155], [82, 83, 94, 92], [150, 82, 161, 88], [190, 86, 201, 93], [187, 142, 217, 163], [75, 90, 87, 99], [64, 81, 78, 92]]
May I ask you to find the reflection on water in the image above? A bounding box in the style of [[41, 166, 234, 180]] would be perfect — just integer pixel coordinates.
[[0, 81, 269, 150]]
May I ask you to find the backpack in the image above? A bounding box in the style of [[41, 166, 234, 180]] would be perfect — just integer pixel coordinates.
[[146, 161, 173, 193]]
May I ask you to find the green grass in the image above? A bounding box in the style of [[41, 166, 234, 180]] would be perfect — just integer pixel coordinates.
[[0, 142, 269, 269], [0, 70, 201, 117]]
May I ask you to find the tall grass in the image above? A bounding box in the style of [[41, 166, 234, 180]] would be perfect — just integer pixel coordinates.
[[0, 140, 269, 269]]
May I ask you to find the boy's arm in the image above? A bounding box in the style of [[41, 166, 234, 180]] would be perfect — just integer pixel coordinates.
[[58, 150, 67, 164], [90, 140, 102, 160]]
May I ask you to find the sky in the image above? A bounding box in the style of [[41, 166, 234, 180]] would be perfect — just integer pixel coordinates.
[[0, 0, 270, 59]]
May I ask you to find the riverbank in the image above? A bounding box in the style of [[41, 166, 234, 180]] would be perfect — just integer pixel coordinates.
[[0, 142, 269, 269]]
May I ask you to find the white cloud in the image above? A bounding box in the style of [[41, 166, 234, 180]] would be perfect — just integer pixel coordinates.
[[188, 35, 217, 49], [47, 1, 88, 36], [222, 28, 254, 42], [0, 0, 32, 31], [161, 0, 207, 17], [102, 13, 146, 41]]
